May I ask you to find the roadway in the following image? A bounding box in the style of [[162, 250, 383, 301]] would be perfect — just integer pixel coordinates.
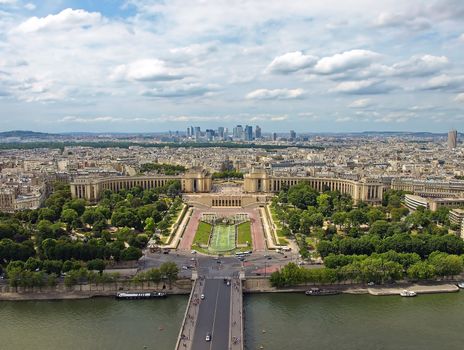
[[140, 249, 302, 280], [191, 279, 231, 350]]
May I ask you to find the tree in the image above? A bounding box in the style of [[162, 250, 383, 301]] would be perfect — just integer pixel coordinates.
[[121, 246, 143, 261], [316, 193, 332, 216], [428, 252, 464, 277], [347, 209, 368, 226], [38, 208, 58, 222], [82, 208, 106, 227], [42, 260, 63, 274], [369, 220, 391, 238], [87, 259, 105, 274], [407, 261, 436, 281], [159, 262, 179, 284], [367, 208, 386, 224], [63, 199, 86, 216], [61, 209, 78, 231], [144, 217, 156, 233], [287, 183, 318, 209], [332, 211, 347, 229], [25, 257, 42, 272], [390, 207, 408, 222], [111, 208, 140, 229]]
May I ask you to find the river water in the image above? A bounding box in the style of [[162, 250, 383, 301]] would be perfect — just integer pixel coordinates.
[[0, 293, 463, 350]]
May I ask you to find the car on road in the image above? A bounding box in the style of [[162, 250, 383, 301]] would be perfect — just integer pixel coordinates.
[[191, 250, 197, 254], [266, 256, 272, 260], [205, 332, 211, 342], [200, 294, 205, 300], [227, 280, 230, 286], [190, 257, 195, 261], [182, 265, 188, 270]]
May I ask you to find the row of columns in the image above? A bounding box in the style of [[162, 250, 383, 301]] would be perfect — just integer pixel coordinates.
[[101, 179, 170, 193], [269, 179, 356, 197], [211, 198, 242, 207]]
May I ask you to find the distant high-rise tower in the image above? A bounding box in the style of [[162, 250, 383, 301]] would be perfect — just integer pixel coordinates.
[[217, 126, 225, 138], [255, 125, 262, 139], [233, 125, 243, 139], [244, 125, 253, 141], [448, 129, 458, 149], [272, 132, 277, 141], [290, 130, 296, 140]]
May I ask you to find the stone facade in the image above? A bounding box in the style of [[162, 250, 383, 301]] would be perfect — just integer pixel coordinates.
[[244, 169, 385, 204], [70, 169, 212, 202]]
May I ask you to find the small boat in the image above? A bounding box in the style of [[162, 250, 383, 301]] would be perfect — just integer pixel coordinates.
[[400, 290, 417, 297], [457, 282, 464, 289], [305, 288, 340, 296], [116, 291, 167, 300]]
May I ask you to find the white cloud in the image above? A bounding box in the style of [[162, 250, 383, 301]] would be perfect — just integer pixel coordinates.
[[348, 98, 372, 108], [16, 8, 102, 33], [245, 88, 305, 100], [421, 74, 464, 90], [331, 80, 395, 94], [168, 43, 217, 61], [110, 59, 185, 82], [373, 12, 431, 31], [314, 50, 380, 75], [266, 51, 318, 74], [59, 116, 122, 123], [0, 0, 17, 5], [249, 114, 289, 121], [1, 1, 464, 131], [391, 55, 449, 77], [454, 93, 464, 103], [24, 3, 36, 11], [460, 33, 464, 42], [142, 83, 218, 98]]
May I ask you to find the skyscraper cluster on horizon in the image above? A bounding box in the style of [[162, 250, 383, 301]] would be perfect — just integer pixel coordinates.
[[186, 124, 259, 141], [185, 125, 298, 142]]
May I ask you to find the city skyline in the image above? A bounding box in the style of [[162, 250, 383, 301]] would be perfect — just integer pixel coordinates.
[[0, 0, 463, 133]]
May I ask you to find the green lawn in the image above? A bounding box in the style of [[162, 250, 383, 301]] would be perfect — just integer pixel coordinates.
[[269, 206, 287, 244], [193, 221, 212, 246], [237, 221, 252, 245], [209, 224, 236, 252]]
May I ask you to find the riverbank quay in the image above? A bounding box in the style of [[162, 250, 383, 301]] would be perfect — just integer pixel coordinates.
[[243, 277, 461, 296], [0, 279, 193, 301], [0, 276, 461, 301]]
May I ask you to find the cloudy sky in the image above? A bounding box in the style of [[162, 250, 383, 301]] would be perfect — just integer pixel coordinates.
[[0, 0, 463, 133]]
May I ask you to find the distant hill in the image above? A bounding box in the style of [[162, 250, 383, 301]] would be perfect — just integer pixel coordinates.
[[0, 130, 54, 138]]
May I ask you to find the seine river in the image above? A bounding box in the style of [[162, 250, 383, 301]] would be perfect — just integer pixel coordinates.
[[1, 293, 464, 350]]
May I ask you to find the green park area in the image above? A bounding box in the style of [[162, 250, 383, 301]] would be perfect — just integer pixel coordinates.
[[237, 221, 252, 245], [193, 221, 212, 246], [269, 206, 288, 245]]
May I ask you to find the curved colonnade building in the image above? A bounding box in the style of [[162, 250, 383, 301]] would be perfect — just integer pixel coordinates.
[[70, 168, 464, 206], [70, 169, 212, 202], [243, 170, 384, 204]]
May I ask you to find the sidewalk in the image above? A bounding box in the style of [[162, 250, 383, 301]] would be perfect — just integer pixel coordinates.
[[175, 278, 204, 350], [229, 278, 244, 350]]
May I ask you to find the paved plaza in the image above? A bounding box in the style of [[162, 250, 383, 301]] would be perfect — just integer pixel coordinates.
[[178, 207, 266, 252]]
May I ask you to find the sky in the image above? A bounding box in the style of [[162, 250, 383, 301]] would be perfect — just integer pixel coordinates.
[[0, 0, 463, 133]]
